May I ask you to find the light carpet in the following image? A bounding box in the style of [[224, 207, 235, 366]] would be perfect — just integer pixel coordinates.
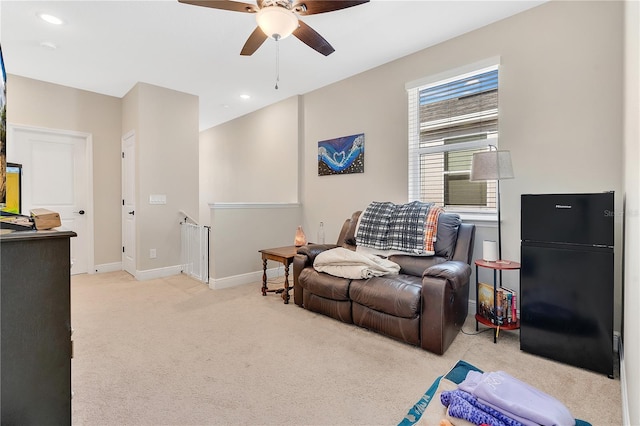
[[70, 271, 622, 425]]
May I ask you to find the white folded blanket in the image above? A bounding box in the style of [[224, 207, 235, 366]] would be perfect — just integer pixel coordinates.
[[313, 247, 400, 279]]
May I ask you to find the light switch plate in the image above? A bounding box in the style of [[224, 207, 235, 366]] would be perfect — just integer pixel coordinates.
[[149, 194, 167, 205]]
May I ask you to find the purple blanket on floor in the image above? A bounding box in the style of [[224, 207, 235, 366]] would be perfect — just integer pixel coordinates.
[[440, 389, 523, 426], [458, 371, 575, 426]]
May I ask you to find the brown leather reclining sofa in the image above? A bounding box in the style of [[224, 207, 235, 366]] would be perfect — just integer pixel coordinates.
[[293, 211, 475, 355]]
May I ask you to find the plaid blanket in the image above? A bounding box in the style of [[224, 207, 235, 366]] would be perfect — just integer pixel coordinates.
[[424, 205, 444, 253], [355, 201, 396, 250], [356, 201, 439, 254]]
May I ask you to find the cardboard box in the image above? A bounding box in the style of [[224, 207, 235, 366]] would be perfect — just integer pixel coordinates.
[[30, 208, 62, 230]]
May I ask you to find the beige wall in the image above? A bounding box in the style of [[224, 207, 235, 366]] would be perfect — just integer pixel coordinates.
[[122, 82, 199, 273], [209, 204, 301, 284], [199, 96, 301, 225], [6, 0, 634, 414], [300, 0, 624, 328], [6, 75, 122, 268], [623, 0, 639, 423], [8, 77, 199, 275], [200, 96, 302, 282], [203, 4, 626, 325], [121, 84, 139, 149]]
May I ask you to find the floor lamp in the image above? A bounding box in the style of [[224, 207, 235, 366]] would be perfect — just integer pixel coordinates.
[[470, 145, 514, 262]]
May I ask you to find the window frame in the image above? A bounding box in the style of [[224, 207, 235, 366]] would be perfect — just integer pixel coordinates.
[[406, 59, 500, 221]]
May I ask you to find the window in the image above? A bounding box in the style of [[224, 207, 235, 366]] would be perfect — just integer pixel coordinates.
[[407, 62, 499, 215]]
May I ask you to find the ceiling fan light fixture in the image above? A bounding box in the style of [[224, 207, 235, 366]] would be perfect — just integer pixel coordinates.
[[256, 7, 298, 40], [38, 12, 64, 25]]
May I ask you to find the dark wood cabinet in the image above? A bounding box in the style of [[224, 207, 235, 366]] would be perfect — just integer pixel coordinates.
[[1, 230, 76, 425]]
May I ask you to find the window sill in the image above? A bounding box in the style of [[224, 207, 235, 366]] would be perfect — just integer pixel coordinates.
[[448, 211, 497, 223]]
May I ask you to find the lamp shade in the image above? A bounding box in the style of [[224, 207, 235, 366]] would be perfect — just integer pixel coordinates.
[[470, 150, 514, 181], [256, 7, 299, 40]]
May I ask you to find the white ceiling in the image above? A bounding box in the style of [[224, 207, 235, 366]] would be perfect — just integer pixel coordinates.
[[2, 0, 545, 131]]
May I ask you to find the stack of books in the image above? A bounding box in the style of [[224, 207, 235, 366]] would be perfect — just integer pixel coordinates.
[[0, 212, 34, 231], [477, 282, 518, 325]]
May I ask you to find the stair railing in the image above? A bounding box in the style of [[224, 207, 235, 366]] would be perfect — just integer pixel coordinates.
[[179, 211, 210, 284]]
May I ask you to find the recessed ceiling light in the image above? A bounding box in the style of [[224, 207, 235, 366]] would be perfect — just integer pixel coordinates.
[[40, 41, 57, 50], [38, 13, 64, 25], [240, 94, 250, 100]]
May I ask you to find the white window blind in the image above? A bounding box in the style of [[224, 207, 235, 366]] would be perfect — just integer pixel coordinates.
[[408, 65, 499, 214]]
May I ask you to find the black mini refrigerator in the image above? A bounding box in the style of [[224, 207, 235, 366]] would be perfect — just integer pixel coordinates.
[[520, 192, 614, 377]]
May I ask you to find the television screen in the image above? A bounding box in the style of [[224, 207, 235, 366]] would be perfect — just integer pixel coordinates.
[[3, 163, 21, 214], [0, 44, 6, 209]]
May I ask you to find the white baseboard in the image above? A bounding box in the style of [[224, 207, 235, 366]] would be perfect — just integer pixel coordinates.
[[136, 265, 182, 281], [619, 339, 629, 425], [94, 264, 200, 282], [209, 267, 285, 290], [94, 262, 122, 274]]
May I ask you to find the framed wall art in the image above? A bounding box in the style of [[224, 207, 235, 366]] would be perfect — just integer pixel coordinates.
[[318, 133, 364, 176]]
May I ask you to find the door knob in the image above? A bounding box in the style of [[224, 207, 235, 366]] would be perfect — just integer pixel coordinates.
[[73, 210, 85, 215], [128, 211, 135, 215]]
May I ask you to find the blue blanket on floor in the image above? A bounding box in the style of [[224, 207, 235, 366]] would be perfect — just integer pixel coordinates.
[[398, 360, 591, 426]]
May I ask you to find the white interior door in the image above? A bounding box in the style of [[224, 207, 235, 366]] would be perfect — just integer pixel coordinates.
[[122, 131, 136, 276], [8, 125, 93, 275]]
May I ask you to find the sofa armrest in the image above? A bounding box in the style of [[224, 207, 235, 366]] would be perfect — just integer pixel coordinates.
[[420, 260, 471, 355], [422, 261, 471, 291], [293, 244, 339, 306], [296, 244, 340, 265]]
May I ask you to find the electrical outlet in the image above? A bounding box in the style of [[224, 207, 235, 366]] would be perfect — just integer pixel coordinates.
[[149, 249, 157, 259]]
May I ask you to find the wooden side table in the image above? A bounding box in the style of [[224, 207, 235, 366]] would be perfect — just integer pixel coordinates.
[[475, 259, 521, 343], [259, 246, 299, 304]]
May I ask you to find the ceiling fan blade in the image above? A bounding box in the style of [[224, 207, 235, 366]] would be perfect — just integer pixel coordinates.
[[240, 27, 269, 56], [293, 20, 334, 56], [178, 0, 258, 13], [292, 0, 369, 16]]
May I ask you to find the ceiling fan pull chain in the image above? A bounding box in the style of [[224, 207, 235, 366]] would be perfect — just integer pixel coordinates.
[[275, 35, 280, 90]]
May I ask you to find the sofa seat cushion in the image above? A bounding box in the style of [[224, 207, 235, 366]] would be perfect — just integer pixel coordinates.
[[298, 268, 351, 301], [303, 292, 352, 324], [352, 303, 420, 346], [349, 274, 421, 319]]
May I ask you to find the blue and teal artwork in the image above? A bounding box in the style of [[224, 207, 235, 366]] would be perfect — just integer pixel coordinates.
[[318, 133, 364, 176]]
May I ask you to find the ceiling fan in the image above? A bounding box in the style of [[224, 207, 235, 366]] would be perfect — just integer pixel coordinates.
[[178, 0, 370, 56]]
